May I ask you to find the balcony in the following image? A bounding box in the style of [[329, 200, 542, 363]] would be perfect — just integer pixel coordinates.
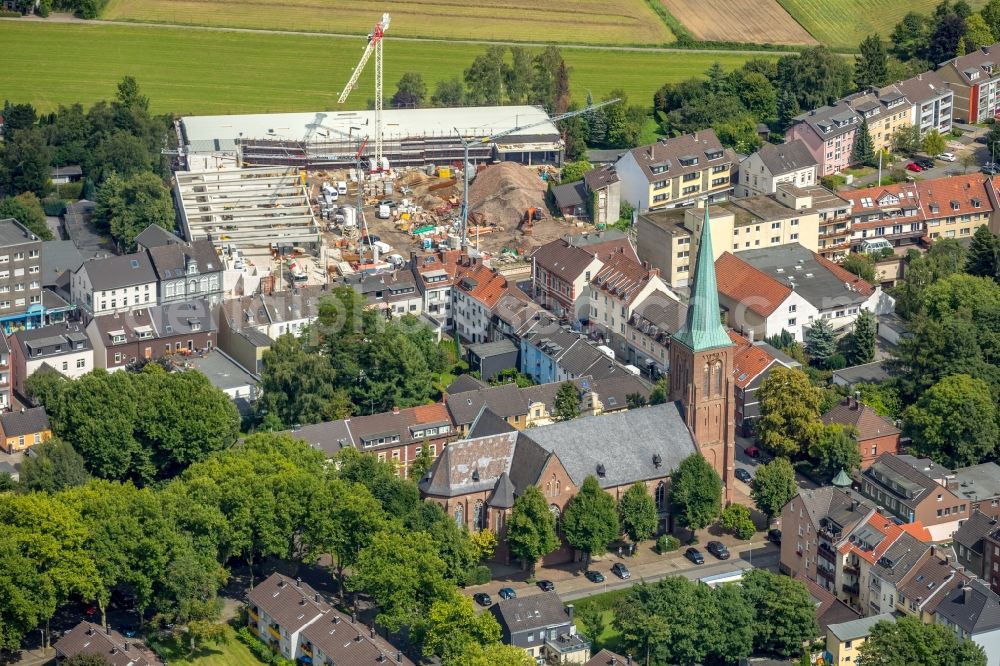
[[817, 567, 835, 582], [842, 582, 860, 596], [300, 644, 313, 657], [545, 633, 590, 656], [844, 564, 860, 576], [267, 625, 281, 641], [247, 608, 259, 622]]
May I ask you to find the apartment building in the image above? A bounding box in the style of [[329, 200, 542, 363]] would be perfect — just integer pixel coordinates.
[[821, 395, 901, 470], [825, 614, 896, 666], [71, 252, 158, 319], [9, 323, 93, 396], [410, 249, 459, 328], [622, 290, 686, 378], [844, 86, 913, 153], [615, 131, 735, 212], [809, 186, 855, 260], [583, 165, 622, 226], [453, 260, 517, 344], [737, 139, 818, 197], [894, 70, 954, 135], [937, 44, 1000, 123], [729, 330, 800, 436], [786, 101, 860, 176], [0, 218, 43, 331], [587, 249, 676, 344]]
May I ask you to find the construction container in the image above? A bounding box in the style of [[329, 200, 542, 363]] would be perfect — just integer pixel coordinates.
[[437, 167, 451, 179]]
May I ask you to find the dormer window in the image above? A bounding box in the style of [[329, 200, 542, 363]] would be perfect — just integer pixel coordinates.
[[111, 333, 126, 344], [950, 200, 960, 211], [187, 260, 198, 275], [705, 149, 723, 160], [679, 155, 698, 167], [189, 319, 202, 331]]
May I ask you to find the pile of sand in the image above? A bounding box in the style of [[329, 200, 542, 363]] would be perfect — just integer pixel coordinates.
[[467, 162, 548, 229]]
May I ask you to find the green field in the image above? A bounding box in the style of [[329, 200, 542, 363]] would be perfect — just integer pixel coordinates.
[[149, 625, 266, 666], [777, 0, 988, 48], [0, 22, 769, 116], [101, 0, 674, 45]]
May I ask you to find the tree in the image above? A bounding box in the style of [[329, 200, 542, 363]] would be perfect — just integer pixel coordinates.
[[775, 46, 853, 109], [735, 71, 777, 121], [585, 91, 608, 145], [957, 35, 969, 57], [805, 319, 837, 369], [431, 78, 465, 107], [750, 457, 797, 524], [93, 130, 152, 181], [258, 335, 350, 427], [560, 159, 592, 184], [848, 309, 877, 365], [984, 0, 1000, 40], [349, 530, 453, 632], [891, 124, 922, 155], [855, 35, 890, 88], [464, 46, 507, 106], [891, 12, 931, 59], [649, 377, 667, 405], [965, 224, 999, 280], [506, 46, 533, 104], [1, 101, 37, 134], [965, 14, 994, 51], [810, 424, 862, 481], [922, 129, 947, 157], [777, 91, 801, 130], [855, 382, 902, 418], [65, 656, 114, 666], [419, 590, 501, 657], [19, 438, 91, 493], [391, 72, 427, 108], [756, 367, 823, 456], [562, 475, 620, 567], [505, 485, 559, 576], [858, 615, 987, 666], [0, 192, 54, 240], [93, 171, 174, 252], [116, 75, 149, 113], [713, 112, 764, 154], [903, 374, 999, 467], [531, 46, 566, 112], [927, 14, 967, 64], [852, 118, 877, 167], [442, 642, 535, 666], [618, 482, 658, 543], [718, 503, 755, 540], [841, 252, 878, 283], [553, 381, 580, 422], [668, 454, 722, 534], [1, 128, 52, 197], [409, 443, 434, 481], [741, 569, 818, 658]]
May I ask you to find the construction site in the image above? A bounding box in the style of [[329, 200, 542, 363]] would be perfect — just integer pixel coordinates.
[[169, 11, 610, 287]]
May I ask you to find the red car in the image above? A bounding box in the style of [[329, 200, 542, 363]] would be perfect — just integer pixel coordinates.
[[744, 446, 761, 458], [906, 162, 923, 172]]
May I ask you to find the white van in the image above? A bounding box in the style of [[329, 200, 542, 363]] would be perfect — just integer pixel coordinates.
[[337, 181, 348, 195]]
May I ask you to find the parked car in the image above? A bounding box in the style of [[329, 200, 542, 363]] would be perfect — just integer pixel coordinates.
[[916, 158, 935, 168], [684, 547, 705, 565], [536, 580, 555, 592], [473, 592, 492, 606], [982, 165, 1000, 175], [359, 234, 381, 246], [938, 152, 956, 162], [585, 570, 605, 583], [735, 468, 753, 483], [377, 198, 394, 208], [611, 563, 631, 579], [743, 446, 760, 458], [767, 528, 782, 544], [906, 162, 923, 172], [498, 587, 516, 600], [706, 541, 731, 560]]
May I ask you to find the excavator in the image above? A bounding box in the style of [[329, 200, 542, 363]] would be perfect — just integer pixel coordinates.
[[519, 207, 542, 235]]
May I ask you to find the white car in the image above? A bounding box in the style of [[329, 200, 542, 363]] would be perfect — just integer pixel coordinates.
[[938, 152, 956, 162]]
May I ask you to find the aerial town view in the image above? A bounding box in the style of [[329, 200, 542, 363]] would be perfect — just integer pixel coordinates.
[[1, 0, 1000, 664]]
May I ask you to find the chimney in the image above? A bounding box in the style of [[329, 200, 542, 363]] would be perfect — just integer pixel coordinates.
[[931, 544, 937, 558], [854, 390, 861, 408], [566, 604, 574, 622], [314, 593, 320, 602], [964, 585, 973, 604], [851, 499, 860, 512], [370, 627, 375, 639], [295, 577, 302, 587], [397, 652, 403, 663], [627, 656, 633, 665], [124, 642, 130, 652], [351, 613, 356, 624], [106, 625, 111, 636], [612, 658, 617, 666], [392, 405, 400, 414]]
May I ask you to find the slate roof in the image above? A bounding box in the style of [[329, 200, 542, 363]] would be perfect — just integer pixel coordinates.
[[934, 578, 1000, 634], [0, 218, 40, 247], [715, 252, 791, 317], [897, 551, 963, 611], [863, 453, 942, 511], [134, 223, 183, 250], [735, 244, 874, 310], [591, 249, 662, 306], [420, 431, 519, 497], [828, 613, 895, 642], [796, 486, 874, 535], [629, 290, 687, 343], [521, 402, 695, 488], [247, 573, 330, 634], [508, 433, 554, 494], [291, 402, 452, 456], [794, 573, 863, 634], [51, 165, 83, 178], [0, 407, 50, 438], [583, 165, 619, 190], [41, 240, 85, 287], [467, 339, 518, 359], [939, 44, 1000, 84], [869, 531, 932, 583], [261, 285, 326, 324], [13, 322, 92, 358], [445, 374, 487, 394], [791, 101, 859, 140], [147, 239, 220, 280], [78, 251, 157, 290], [300, 612, 414, 666], [489, 592, 571, 634], [893, 70, 953, 104], [620, 130, 733, 184], [753, 139, 817, 175], [54, 621, 161, 666], [821, 397, 900, 441], [588, 373, 652, 410], [467, 406, 518, 439], [552, 181, 588, 210], [488, 471, 517, 508], [148, 300, 216, 337], [953, 511, 998, 556], [952, 463, 1000, 504], [585, 649, 630, 666]]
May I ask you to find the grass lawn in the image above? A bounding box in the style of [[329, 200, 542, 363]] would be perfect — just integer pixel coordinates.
[[101, 0, 674, 46], [638, 115, 667, 146], [148, 624, 267, 666], [777, 0, 987, 48], [0, 22, 771, 116], [569, 589, 628, 653]]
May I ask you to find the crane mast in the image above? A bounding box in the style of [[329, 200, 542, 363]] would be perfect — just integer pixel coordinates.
[[338, 12, 390, 171]]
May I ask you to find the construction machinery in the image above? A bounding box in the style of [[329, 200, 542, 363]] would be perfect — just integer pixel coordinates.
[[338, 13, 390, 171], [455, 98, 620, 249], [520, 207, 542, 235]]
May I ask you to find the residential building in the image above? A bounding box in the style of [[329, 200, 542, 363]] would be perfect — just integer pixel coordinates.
[[466, 339, 518, 381], [348, 269, 423, 317], [894, 70, 954, 135], [584, 165, 622, 226], [587, 249, 677, 348], [216, 295, 274, 373], [86, 301, 216, 371], [134, 223, 184, 252], [840, 181, 926, 252], [246, 573, 412, 664], [71, 252, 158, 319], [844, 85, 913, 153], [786, 101, 860, 176], [146, 236, 224, 306], [453, 259, 516, 343], [290, 402, 453, 477], [531, 231, 636, 320], [729, 243, 894, 336], [894, 548, 966, 621], [0, 336, 10, 409], [858, 453, 969, 541], [987, 529, 1000, 595], [954, 511, 999, 581], [952, 463, 1000, 522], [833, 361, 892, 388], [729, 330, 801, 436], [853, 524, 932, 615], [257, 286, 325, 339], [0, 406, 51, 453], [0, 218, 44, 331], [183, 350, 260, 416], [636, 186, 822, 288], [821, 395, 902, 469], [936, 44, 1000, 123], [714, 251, 813, 342], [489, 593, 590, 664], [50, 165, 82, 185], [810, 185, 855, 260], [410, 249, 460, 328], [620, 290, 686, 378], [585, 649, 630, 666], [933, 579, 1000, 665], [552, 180, 589, 220], [737, 139, 818, 197], [9, 323, 93, 396], [54, 620, 161, 666], [825, 614, 895, 666], [615, 131, 735, 212]]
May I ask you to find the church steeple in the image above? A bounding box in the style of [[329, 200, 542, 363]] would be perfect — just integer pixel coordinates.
[[672, 206, 731, 352]]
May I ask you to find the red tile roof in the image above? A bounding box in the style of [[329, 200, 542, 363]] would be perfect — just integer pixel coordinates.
[[728, 331, 777, 389], [591, 249, 659, 305], [822, 397, 901, 441], [715, 252, 792, 317], [840, 513, 932, 563], [455, 262, 511, 308], [843, 174, 993, 231]]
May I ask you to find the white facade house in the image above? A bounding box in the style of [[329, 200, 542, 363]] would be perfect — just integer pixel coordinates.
[[70, 253, 158, 318], [737, 140, 818, 197], [9, 324, 94, 397]]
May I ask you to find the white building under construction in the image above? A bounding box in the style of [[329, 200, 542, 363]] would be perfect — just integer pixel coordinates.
[[176, 106, 563, 171]]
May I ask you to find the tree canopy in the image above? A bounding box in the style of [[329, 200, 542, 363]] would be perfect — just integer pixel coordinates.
[[562, 475, 619, 565], [505, 485, 559, 576], [858, 615, 986, 666], [668, 454, 722, 532], [751, 457, 798, 524]]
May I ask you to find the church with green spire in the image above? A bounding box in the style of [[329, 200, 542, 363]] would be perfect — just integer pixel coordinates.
[[668, 206, 736, 501]]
